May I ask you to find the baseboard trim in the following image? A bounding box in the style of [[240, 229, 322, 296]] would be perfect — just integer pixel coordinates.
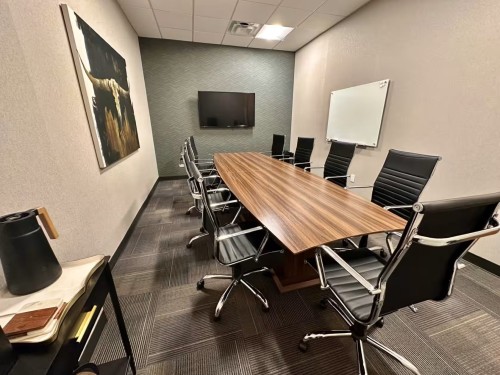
[[463, 252, 500, 277], [159, 175, 186, 181], [109, 178, 159, 269]]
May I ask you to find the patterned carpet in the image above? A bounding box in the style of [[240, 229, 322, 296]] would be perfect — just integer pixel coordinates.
[[92, 180, 500, 374]]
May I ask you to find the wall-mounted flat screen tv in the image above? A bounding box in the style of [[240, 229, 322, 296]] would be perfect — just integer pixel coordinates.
[[198, 91, 255, 128]]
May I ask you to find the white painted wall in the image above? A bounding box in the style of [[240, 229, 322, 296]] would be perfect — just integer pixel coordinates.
[[0, 0, 158, 285], [291, 0, 500, 264]]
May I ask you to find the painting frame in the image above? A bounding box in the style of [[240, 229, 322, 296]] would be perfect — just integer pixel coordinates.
[[61, 4, 140, 169]]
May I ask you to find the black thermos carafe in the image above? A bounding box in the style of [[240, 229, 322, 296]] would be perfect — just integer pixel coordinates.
[[0, 207, 62, 295]]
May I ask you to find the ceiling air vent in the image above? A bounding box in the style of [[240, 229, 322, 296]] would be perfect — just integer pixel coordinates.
[[227, 21, 261, 37]]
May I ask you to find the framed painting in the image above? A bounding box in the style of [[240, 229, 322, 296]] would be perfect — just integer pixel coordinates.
[[61, 4, 140, 169]]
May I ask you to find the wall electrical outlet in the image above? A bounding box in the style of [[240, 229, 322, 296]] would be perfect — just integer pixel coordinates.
[[350, 174, 356, 183]]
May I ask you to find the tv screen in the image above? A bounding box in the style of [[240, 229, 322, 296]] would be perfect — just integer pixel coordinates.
[[198, 91, 255, 128]]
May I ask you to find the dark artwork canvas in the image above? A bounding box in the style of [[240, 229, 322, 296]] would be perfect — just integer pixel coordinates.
[[62, 5, 140, 168]]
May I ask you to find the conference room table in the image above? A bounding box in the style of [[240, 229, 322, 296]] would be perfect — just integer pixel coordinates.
[[214, 152, 406, 292]]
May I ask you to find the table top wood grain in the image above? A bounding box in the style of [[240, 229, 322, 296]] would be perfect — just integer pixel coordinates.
[[214, 152, 406, 254]]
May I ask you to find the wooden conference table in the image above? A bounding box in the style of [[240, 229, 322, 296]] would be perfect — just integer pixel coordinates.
[[214, 152, 406, 292]]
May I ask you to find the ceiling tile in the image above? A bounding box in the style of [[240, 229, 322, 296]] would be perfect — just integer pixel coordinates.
[[150, 0, 193, 14], [195, 0, 238, 19], [222, 34, 253, 47], [249, 38, 280, 49], [232, 1, 277, 24], [317, 0, 370, 16], [119, 0, 151, 9], [267, 6, 310, 27], [194, 31, 224, 44], [160, 27, 193, 41], [121, 6, 161, 38], [194, 16, 230, 33], [246, 0, 281, 5], [298, 13, 342, 33], [154, 10, 193, 29], [280, 0, 325, 11], [273, 28, 317, 51]]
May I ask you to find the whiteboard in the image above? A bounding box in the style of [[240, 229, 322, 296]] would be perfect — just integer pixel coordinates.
[[326, 79, 390, 147]]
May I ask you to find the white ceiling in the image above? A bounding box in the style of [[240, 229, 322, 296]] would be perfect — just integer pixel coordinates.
[[118, 0, 371, 51]]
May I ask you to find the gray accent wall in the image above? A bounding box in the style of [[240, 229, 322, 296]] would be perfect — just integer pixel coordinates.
[[140, 39, 294, 177]]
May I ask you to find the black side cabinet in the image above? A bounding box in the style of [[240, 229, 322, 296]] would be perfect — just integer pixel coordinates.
[[7, 258, 136, 375]]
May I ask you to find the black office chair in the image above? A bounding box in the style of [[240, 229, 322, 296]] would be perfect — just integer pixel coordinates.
[[261, 134, 286, 159], [299, 192, 500, 375], [282, 137, 315, 169], [183, 160, 234, 248], [188, 135, 213, 169], [270, 134, 286, 159], [305, 141, 356, 188], [192, 165, 282, 321], [348, 149, 440, 252]]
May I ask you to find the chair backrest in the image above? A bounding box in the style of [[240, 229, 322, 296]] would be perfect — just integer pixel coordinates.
[[271, 134, 286, 157], [371, 149, 440, 220], [188, 136, 199, 160], [378, 193, 500, 317], [186, 139, 197, 163], [294, 137, 315, 168], [323, 141, 356, 187]]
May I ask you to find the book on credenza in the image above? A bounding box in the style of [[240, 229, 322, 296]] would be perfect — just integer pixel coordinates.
[[0, 255, 105, 344]]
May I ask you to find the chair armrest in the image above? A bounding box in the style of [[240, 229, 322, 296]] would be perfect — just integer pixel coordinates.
[[344, 185, 373, 190], [413, 224, 500, 247], [198, 168, 217, 173], [207, 187, 230, 193], [216, 226, 264, 241], [317, 245, 381, 295], [383, 205, 412, 211], [210, 199, 239, 208], [294, 162, 310, 166], [304, 166, 324, 171], [203, 174, 220, 180], [280, 157, 294, 161], [325, 174, 350, 181], [343, 238, 359, 249]]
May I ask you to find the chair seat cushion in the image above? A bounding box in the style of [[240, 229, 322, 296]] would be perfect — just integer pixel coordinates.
[[218, 224, 257, 264], [315, 249, 385, 322]]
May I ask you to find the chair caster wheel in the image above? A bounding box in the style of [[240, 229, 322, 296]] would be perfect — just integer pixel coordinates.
[[213, 315, 221, 322], [186, 243, 192, 249], [185, 210, 191, 216], [196, 280, 205, 290], [200, 227, 205, 233], [262, 305, 270, 312], [298, 341, 309, 353], [375, 318, 384, 328], [380, 250, 387, 258], [319, 299, 328, 309]]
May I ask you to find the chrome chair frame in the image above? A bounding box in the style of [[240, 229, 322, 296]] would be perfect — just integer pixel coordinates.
[[299, 202, 500, 375], [192, 166, 282, 321]]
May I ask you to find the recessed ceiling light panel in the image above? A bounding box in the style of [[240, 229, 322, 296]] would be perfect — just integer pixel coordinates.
[[255, 25, 294, 41]]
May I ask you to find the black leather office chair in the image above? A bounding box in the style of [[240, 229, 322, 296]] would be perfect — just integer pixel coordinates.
[[188, 135, 213, 169], [193, 165, 282, 321], [261, 134, 286, 159], [299, 192, 500, 375], [305, 141, 356, 188], [282, 137, 315, 169], [271, 134, 286, 159], [348, 149, 440, 252]]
